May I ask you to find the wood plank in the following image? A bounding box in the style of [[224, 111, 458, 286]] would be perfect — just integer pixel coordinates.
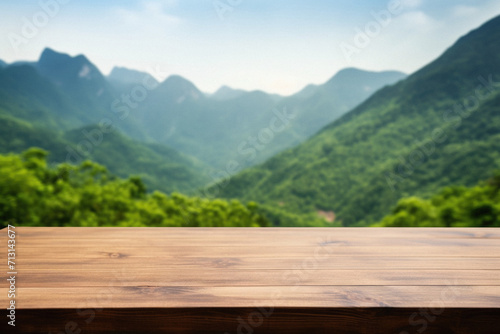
[[14, 236, 500, 247], [10, 226, 500, 239], [12, 256, 500, 270], [2, 227, 499, 334], [4, 286, 500, 309], [4, 269, 500, 287], [12, 245, 500, 257]]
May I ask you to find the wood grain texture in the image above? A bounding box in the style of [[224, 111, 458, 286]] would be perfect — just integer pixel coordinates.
[[1, 227, 499, 333]]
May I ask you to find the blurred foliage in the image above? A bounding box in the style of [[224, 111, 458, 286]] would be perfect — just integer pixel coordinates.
[[0, 149, 269, 228], [375, 172, 500, 227]]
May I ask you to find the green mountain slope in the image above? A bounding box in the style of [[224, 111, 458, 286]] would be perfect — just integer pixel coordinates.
[[0, 50, 209, 194], [2, 48, 405, 174], [0, 114, 209, 194], [279, 68, 407, 139], [36, 48, 114, 110], [130, 69, 405, 170], [0, 114, 68, 157], [0, 65, 91, 129], [63, 124, 209, 194], [216, 15, 500, 226]]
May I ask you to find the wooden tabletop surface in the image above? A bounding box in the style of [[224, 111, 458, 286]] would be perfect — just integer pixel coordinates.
[[1, 227, 500, 333]]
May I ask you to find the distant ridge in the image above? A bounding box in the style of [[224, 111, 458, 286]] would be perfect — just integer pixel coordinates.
[[216, 15, 500, 226]]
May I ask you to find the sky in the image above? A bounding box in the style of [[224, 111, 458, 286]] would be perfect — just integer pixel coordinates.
[[1, 0, 500, 96]]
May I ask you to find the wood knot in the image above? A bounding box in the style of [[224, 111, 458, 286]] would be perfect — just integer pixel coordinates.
[[109, 252, 127, 258]]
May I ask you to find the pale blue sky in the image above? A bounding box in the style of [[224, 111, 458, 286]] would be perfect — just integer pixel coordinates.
[[1, 0, 500, 95]]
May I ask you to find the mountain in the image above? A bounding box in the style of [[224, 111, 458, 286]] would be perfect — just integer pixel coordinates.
[[216, 15, 500, 226], [0, 113, 69, 159], [128, 68, 405, 170], [62, 124, 209, 194], [10, 61, 36, 67], [0, 60, 6, 68], [273, 68, 407, 140], [107, 66, 159, 91], [0, 61, 143, 138], [34, 48, 147, 138], [34, 48, 124, 127], [0, 47, 408, 193], [0, 114, 209, 194], [0, 65, 91, 130], [37, 49, 107, 87], [0, 51, 209, 194], [211, 85, 247, 101]]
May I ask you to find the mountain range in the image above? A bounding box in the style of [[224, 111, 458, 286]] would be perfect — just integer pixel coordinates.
[[112, 65, 405, 170], [0, 48, 405, 194], [2, 15, 499, 227], [216, 15, 500, 226]]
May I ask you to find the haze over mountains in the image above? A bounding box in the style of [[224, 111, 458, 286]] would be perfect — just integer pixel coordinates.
[[104, 63, 405, 170], [0, 47, 405, 194], [217, 15, 500, 226]]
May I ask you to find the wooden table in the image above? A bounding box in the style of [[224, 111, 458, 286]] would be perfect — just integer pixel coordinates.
[[1, 227, 500, 333]]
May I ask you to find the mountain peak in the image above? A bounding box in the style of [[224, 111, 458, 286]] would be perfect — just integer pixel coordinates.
[[108, 66, 159, 87], [324, 68, 406, 93], [211, 85, 247, 101], [329, 68, 406, 83], [38, 48, 94, 76], [164, 74, 192, 84], [39, 48, 72, 64], [35, 47, 112, 103], [215, 85, 233, 93], [158, 75, 203, 102]]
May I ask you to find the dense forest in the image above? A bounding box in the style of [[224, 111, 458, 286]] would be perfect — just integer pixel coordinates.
[[1, 149, 498, 228], [0, 149, 269, 228], [376, 172, 500, 227]]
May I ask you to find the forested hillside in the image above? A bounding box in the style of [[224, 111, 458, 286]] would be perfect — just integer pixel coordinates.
[[0, 149, 268, 228], [0, 47, 404, 198], [376, 172, 500, 227], [216, 15, 500, 226], [122, 67, 405, 169], [0, 113, 209, 195], [0, 57, 210, 194]]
